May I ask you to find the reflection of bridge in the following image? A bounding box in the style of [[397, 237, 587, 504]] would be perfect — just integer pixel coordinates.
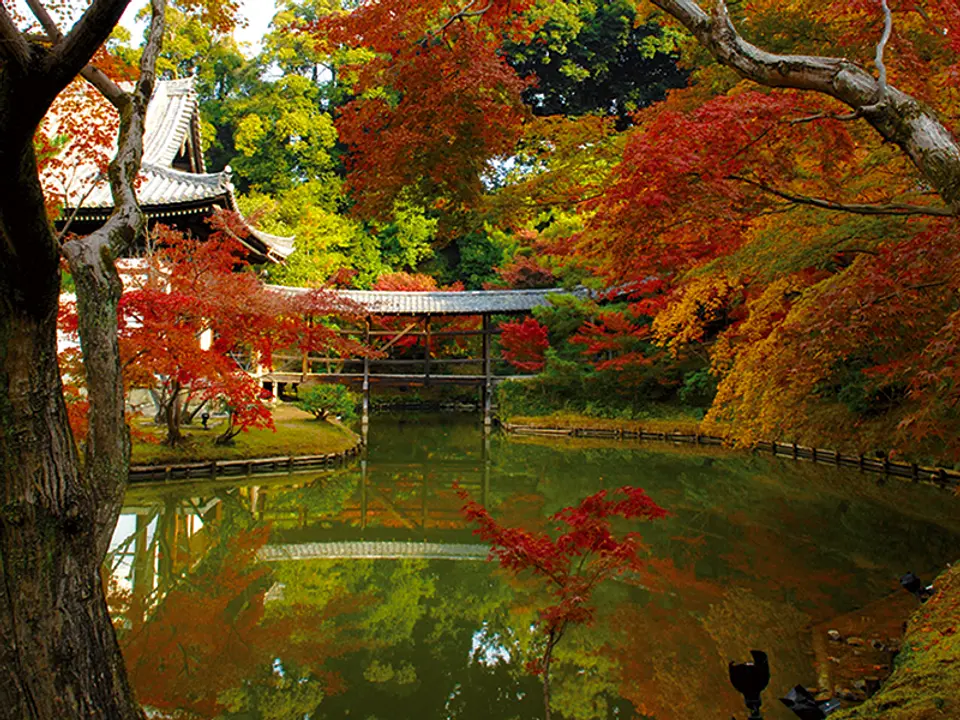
[[114, 428, 498, 612], [264, 287, 585, 425], [258, 540, 489, 562]]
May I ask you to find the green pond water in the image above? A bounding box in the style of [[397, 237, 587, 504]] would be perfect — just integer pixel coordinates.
[[110, 413, 960, 720]]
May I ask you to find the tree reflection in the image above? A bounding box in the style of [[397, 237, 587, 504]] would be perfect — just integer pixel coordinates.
[[106, 413, 960, 719]]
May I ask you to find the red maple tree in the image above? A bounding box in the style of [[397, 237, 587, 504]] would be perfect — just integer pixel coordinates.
[[499, 316, 549, 372], [457, 485, 667, 720], [62, 217, 364, 446]]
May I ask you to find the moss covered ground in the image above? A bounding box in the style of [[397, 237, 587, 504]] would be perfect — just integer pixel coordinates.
[[130, 403, 358, 465], [833, 562, 960, 720]]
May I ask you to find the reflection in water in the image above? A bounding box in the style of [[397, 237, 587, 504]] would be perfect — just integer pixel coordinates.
[[109, 413, 960, 719]]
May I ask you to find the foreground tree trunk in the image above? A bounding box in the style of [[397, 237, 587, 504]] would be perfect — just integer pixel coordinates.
[[0, 1, 165, 716]]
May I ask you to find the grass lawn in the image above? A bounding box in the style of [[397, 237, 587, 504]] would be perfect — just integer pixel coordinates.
[[835, 562, 960, 720], [131, 403, 358, 465]]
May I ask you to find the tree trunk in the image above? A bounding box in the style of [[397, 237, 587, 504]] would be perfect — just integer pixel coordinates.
[[0, 156, 143, 720], [0, 1, 164, 716], [163, 382, 184, 446]]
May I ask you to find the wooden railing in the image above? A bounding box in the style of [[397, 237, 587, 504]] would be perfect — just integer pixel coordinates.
[[502, 423, 960, 489], [129, 443, 362, 484]]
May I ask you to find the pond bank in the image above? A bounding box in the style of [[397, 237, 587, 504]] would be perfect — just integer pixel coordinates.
[[501, 416, 960, 489], [834, 562, 960, 720], [130, 404, 358, 465]]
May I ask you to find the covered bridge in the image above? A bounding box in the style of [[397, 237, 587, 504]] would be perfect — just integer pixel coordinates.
[[263, 286, 588, 424]]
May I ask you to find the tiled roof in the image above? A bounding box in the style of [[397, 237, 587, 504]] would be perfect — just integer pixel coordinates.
[[80, 165, 230, 209], [142, 77, 199, 167], [43, 78, 294, 262], [272, 286, 588, 315]]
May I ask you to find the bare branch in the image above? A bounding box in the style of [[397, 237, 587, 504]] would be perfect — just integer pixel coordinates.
[[80, 65, 125, 104], [728, 175, 954, 217], [56, 175, 105, 243], [135, 0, 165, 106], [0, 5, 32, 67], [871, 282, 949, 306], [25, 0, 62, 41], [790, 110, 861, 125], [428, 0, 492, 39], [875, 0, 893, 95], [24, 0, 127, 102]]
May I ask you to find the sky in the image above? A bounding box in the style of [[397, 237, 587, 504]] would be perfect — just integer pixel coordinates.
[[12, 0, 279, 57], [121, 0, 278, 55]]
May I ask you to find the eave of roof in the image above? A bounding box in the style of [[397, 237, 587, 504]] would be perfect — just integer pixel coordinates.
[[270, 286, 588, 315]]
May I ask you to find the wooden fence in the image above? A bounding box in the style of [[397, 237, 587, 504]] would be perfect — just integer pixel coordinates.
[[501, 423, 960, 489], [129, 443, 362, 484]]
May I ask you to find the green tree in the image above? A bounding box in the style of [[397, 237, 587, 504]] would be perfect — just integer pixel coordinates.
[[505, 0, 687, 129]]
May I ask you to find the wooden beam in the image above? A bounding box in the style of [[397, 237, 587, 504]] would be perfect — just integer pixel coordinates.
[[482, 313, 492, 427], [376, 321, 420, 353]]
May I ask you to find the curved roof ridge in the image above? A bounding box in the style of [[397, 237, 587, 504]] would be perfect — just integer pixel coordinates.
[[142, 76, 199, 167]]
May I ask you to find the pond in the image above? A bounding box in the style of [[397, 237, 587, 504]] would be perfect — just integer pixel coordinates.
[[109, 413, 960, 720]]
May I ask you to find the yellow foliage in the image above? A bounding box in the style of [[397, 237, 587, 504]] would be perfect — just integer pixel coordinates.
[[652, 276, 742, 353]]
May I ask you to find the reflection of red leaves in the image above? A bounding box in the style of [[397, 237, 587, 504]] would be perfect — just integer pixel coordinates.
[[122, 526, 273, 717]]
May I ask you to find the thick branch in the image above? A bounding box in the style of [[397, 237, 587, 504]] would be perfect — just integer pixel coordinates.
[[0, 5, 32, 66], [25, 0, 61, 40], [729, 175, 954, 217], [651, 0, 960, 212], [26, 0, 127, 103], [46, 0, 131, 88]]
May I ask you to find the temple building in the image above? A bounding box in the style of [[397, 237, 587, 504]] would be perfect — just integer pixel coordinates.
[[42, 77, 293, 265]]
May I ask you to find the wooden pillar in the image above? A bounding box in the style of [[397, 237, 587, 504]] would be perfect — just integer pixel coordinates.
[[362, 317, 371, 431], [424, 315, 432, 385], [482, 313, 492, 428], [421, 470, 427, 530]]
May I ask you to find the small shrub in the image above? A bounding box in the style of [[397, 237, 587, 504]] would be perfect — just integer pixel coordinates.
[[295, 384, 358, 421]]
